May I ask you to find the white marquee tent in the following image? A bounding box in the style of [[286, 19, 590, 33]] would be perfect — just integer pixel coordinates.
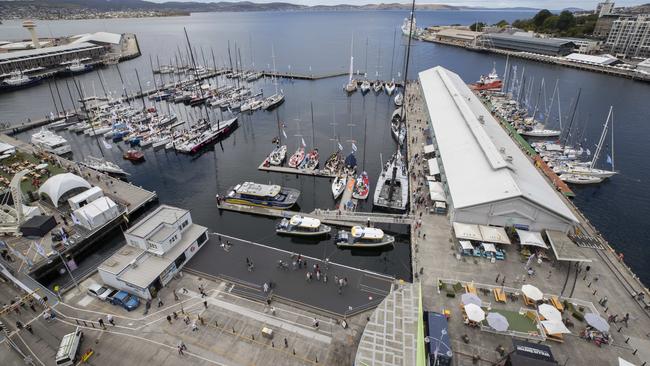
[[73, 196, 119, 230], [479, 225, 511, 245], [453, 222, 482, 241], [516, 229, 548, 249], [428, 181, 446, 202], [38, 173, 91, 207]]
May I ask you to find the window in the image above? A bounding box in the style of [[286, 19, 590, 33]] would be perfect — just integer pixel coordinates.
[[197, 232, 207, 246], [182, 220, 189, 229]]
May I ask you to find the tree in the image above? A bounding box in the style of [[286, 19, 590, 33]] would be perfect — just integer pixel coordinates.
[[532, 9, 552, 28], [556, 10, 576, 31], [542, 15, 559, 31], [494, 20, 509, 28], [469, 22, 486, 32]]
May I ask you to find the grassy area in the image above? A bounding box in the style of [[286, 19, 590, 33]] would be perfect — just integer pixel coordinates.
[[485, 308, 539, 334], [0, 151, 66, 193]]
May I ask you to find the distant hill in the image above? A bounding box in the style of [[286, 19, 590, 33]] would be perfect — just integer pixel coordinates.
[[1, 0, 543, 14]]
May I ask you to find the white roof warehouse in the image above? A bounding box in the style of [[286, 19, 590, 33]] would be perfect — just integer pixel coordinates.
[[418, 66, 578, 233]]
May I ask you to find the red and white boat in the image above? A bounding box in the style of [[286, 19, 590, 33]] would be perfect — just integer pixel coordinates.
[[303, 149, 319, 170], [123, 149, 145, 162], [288, 147, 305, 168], [352, 171, 370, 200], [470, 64, 502, 91]]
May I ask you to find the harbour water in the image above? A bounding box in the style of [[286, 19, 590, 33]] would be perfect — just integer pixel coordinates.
[[2, 10, 650, 284]]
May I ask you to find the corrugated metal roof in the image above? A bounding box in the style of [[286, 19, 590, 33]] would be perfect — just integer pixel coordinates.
[[485, 33, 575, 47], [418, 66, 578, 224], [71, 32, 122, 45], [0, 42, 101, 62]]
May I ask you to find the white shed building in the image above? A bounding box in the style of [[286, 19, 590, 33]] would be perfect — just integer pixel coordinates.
[[418, 66, 579, 233]]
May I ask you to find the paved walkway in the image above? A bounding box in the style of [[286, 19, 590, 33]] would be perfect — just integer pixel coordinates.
[[185, 233, 394, 318]]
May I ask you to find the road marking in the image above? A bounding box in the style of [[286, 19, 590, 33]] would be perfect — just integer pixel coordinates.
[[76, 295, 94, 307]]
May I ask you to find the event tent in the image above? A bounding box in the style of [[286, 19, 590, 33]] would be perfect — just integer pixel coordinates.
[[427, 158, 440, 175], [38, 173, 91, 207], [73, 196, 119, 231], [428, 181, 446, 202], [479, 225, 511, 245], [516, 229, 548, 249], [453, 222, 482, 241]]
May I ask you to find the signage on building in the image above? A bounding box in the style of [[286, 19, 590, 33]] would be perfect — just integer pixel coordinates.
[[159, 262, 177, 286]]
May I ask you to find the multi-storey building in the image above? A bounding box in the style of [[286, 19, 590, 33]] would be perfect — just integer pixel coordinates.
[[605, 16, 650, 58]]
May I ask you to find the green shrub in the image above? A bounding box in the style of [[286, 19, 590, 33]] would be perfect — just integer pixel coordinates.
[[572, 311, 584, 321]]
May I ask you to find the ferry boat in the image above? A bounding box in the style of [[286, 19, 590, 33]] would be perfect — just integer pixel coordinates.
[[276, 215, 331, 237], [224, 182, 300, 209], [1, 70, 41, 92], [335, 226, 395, 248], [30, 128, 71, 155], [373, 151, 409, 212]]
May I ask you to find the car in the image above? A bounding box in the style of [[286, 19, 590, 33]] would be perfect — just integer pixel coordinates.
[[86, 284, 115, 301], [110, 291, 140, 311]]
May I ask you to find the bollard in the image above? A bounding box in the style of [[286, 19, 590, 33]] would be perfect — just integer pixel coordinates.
[[593, 289, 597, 296], [633, 349, 638, 355], [293, 349, 296, 356], [625, 337, 630, 343], [232, 326, 235, 333], [588, 282, 592, 288], [251, 334, 255, 341], [215, 320, 218, 328], [272, 341, 274, 348]]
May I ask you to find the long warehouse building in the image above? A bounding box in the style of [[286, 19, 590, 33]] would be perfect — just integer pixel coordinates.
[[418, 66, 579, 233]]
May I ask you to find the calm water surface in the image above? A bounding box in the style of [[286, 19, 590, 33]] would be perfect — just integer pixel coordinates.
[[2, 11, 650, 284]]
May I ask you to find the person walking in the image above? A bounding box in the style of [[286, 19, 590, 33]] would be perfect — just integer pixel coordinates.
[[178, 345, 184, 356], [323, 273, 328, 284], [191, 320, 198, 331], [98, 318, 106, 329], [167, 315, 172, 324], [622, 313, 630, 327], [312, 318, 319, 329], [107, 314, 114, 326], [157, 297, 164, 308]]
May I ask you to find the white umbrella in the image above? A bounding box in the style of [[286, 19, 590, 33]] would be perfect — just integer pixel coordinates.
[[486, 312, 509, 332], [538, 304, 562, 322], [461, 293, 482, 307], [618, 357, 638, 366], [521, 284, 544, 301], [464, 303, 485, 323], [541, 320, 571, 335], [585, 313, 610, 333]]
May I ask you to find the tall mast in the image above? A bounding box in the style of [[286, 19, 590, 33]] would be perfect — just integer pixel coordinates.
[[591, 106, 612, 170], [545, 79, 558, 126], [348, 36, 354, 83], [271, 44, 278, 95], [562, 88, 581, 146], [610, 108, 615, 172]]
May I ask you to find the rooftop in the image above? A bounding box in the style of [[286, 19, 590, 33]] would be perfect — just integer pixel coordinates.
[[126, 205, 188, 240], [484, 33, 575, 47], [418, 66, 578, 223], [0, 42, 102, 63]]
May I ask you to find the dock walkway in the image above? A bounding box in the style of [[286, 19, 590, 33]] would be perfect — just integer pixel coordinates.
[[258, 160, 336, 178], [216, 201, 413, 226]]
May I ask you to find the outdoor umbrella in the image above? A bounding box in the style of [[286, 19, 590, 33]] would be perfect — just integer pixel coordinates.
[[585, 313, 610, 333], [461, 293, 482, 307], [486, 312, 509, 332], [464, 303, 485, 323], [541, 320, 571, 335], [521, 284, 544, 301], [538, 304, 563, 322]]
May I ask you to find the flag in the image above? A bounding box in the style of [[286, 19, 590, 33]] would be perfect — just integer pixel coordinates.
[[282, 130, 287, 139], [103, 140, 112, 149], [337, 142, 343, 151], [606, 154, 612, 165], [301, 138, 306, 147], [352, 142, 357, 152]]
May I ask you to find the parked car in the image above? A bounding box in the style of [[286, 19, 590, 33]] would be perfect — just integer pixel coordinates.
[[86, 284, 115, 301], [110, 291, 140, 311]]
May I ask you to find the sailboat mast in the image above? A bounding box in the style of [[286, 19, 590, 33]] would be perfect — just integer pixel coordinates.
[[501, 55, 509, 92], [311, 102, 315, 149], [562, 88, 581, 146], [271, 44, 278, 95], [611, 108, 615, 172], [390, 28, 396, 80], [545, 79, 558, 126], [348, 36, 354, 82], [591, 106, 612, 169]]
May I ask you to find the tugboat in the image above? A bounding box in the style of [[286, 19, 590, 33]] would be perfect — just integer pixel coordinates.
[[335, 226, 395, 248], [223, 182, 300, 209], [470, 63, 503, 91], [1, 70, 41, 92], [123, 150, 145, 162], [276, 215, 331, 237]]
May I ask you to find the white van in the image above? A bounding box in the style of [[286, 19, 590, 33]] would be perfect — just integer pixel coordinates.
[[55, 327, 83, 366]]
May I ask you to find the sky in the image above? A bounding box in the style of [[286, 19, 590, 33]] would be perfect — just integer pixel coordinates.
[[146, 0, 647, 8]]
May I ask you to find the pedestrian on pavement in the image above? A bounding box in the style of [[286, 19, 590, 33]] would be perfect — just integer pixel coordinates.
[[182, 288, 189, 294], [246, 257, 251, 266], [199, 315, 205, 326], [343, 277, 348, 287], [323, 274, 328, 284], [157, 297, 164, 308], [495, 273, 500, 283], [15, 320, 23, 329], [172, 311, 178, 320], [107, 314, 114, 326], [178, 346, 184, 356], [501, 276, 506, 286], [270, 306, 276, 316], [316, 271, 321, 281], [191, 321, 198, 331], [98, 318, 106, 329], [423, 233, 426, 240], [306, 272, 312, 282], [184, 315, 190, 325], [284, 338, 288, 348], [25, 324, 33, 334], [29, 302, 36, 312], [203, 300, 208, 309], [167, 315, 172, 324], [622, 313, 630, 327], [324, 258, 330, 269], [263, 282, 269, 293], [312, 318, 319, 329], [173, 290, 179, 301]]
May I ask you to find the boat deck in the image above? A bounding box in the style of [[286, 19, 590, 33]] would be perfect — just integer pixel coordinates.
[[257, 159, 336, 178]]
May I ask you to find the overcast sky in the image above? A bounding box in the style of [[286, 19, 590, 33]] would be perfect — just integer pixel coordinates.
[[147, 0, 646, 8]]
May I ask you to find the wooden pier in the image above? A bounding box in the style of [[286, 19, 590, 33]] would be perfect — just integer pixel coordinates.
[[339, 176, 357, 212], [216, 201, 413, 226], [257, 160, 336, 178], [0, 111, 79, 136]]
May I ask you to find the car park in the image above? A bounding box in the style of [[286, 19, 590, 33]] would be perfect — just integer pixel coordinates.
[[86, 283, 115, 301]]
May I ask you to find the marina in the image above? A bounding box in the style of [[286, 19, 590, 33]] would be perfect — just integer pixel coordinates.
[[1, 7, 650, 366]]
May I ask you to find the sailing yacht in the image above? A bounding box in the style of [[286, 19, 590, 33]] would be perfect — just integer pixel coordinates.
[[384, 80, 396, 95], [268, 145, 287, 166], [352, 171, 370, 200], [401, 13, 418, 38], [394, 92, 404, 106], [263, 46, 284, 110], [360, 79, 371, 94], [373, 151, 409, 212], [331, 175, 347, 199], [81, 156, 129, 176], [288, 147, 305, 168]]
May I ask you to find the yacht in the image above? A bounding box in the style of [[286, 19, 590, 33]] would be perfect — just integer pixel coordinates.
[[373, 151, 409, 212], [223, 182, 300, 209], [394, 92, 404, 106], [360, 80, 371, 94], [269, 145, 288, 166], [559, 174, 603, 185], [30, 128, 71, 155], [345, 37, 357, 93], [352, 171, 370, 200], [1, 70, 41, 91], [401, 13, 419, 38], [276, 215, 331, 237], [288, 147, 305, 168], [81, 156, 128, 176], [303, 149, 319, 170], [331, 175, 347, 199], [384, 80, 396, 95], [262, 93, 285, 110], [179, 117, 238, 154], [373, 81, 383, 93], [335, 226, 395, 248]]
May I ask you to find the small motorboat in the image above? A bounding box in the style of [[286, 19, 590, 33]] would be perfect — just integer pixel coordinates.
[[288, 147, 305, 168], [123, 149, 145, 162], [276, 215, 331, 237], [394, 92, 404, 106], [269, 145, 287, 166], [331, 175, 347, 199], [352, 171, 370, 200], [335, 226, 395, 248]]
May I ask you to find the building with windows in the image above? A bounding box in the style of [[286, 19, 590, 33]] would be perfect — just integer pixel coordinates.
[[605, 16, 650, 58], [98, 205, 208, 299], [480, 34, 576, 56], [594, 14, 621, 39], [555, 37, 601, 54], [418, 66, 579, 233], [596, 0, 615, 17]]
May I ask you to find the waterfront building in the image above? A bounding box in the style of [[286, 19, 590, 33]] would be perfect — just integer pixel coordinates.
[[593, 14, 621, 39], [98, 205, 208, 299], [596, 0, 616, 17], [418, 66, 579, 233], [429, 28, 481, 46], [605, 15, 650, 59], [637, 57, 650, 73], [555, 37, 601, 54], [480, 33, 576, 56], [564, 53, 620, 66]]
